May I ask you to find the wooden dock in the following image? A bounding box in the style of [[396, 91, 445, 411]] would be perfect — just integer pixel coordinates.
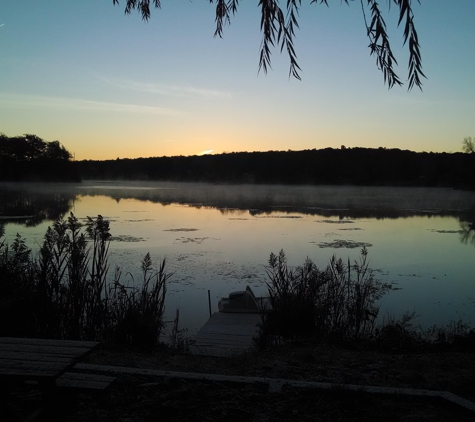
[[190, 312, 262, 357]]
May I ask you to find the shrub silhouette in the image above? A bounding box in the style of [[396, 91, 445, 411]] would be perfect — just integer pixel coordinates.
[[0, 214, 171, 348], [262, 247, 391, 343]]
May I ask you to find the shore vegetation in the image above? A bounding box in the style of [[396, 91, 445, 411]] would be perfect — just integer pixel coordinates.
[[261, 248, 392, 344], [0, 214, 171, 349]]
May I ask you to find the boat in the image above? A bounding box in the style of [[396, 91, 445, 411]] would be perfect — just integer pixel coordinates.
[[218, 285, 270, 313]]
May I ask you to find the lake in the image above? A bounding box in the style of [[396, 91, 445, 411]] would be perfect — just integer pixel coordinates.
[[1, 181, 475, 337]]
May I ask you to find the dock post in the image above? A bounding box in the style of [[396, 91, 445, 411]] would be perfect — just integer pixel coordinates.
[[208, 290, 212, 317]]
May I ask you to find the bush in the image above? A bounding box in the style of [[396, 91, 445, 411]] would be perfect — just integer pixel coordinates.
[[261, 247, 391, 344], [105, 253, 169, 349], [0, 214, 171, 348], [374, 312, 424, 351]]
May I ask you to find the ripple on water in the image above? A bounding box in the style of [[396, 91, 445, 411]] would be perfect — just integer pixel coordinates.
[[164, 228, 199, 232], [255, 216, 303, 219], [317, 219, 354, 224], [338, 228, 363, 231]]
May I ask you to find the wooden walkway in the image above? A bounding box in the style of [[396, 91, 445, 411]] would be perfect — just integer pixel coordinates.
[[190, 312, 262, 357]]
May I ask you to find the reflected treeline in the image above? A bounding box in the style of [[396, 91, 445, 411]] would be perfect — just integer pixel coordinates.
[[460, 219, 475, 246], [75, 182, 475, 220], [0, 185, 76, 227], [1, 183, 475, 244]]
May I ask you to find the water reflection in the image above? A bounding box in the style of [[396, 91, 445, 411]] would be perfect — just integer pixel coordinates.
[[2, 181, 475, 232], [460, 219, 475, 246], [2, 181, 475, 334], [0, 184, 75, 227]]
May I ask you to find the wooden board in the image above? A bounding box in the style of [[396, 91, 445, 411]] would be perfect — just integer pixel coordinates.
[[0, 337, 99, 349], [0, 337, 99, 382], [191, 312, 262, 357]]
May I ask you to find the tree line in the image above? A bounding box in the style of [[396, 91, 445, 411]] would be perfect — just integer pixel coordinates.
[[0, 133, 78, 182], [2, 133, 474, 189], [75, 147, 475, 190]]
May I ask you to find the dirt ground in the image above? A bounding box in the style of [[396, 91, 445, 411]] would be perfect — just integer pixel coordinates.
[[10, 341, 475, 421], [72, 341, 475, 420]]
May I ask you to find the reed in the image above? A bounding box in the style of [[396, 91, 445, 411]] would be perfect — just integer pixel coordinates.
[[105, 253, 171, 349], [261, 247, 392, 343], [0, 214, 170, 348]]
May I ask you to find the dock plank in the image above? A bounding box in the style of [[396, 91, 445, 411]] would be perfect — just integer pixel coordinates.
[[191, 312, 261, 357]]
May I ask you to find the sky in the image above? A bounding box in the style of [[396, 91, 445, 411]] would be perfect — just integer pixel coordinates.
[[1, 1, 474, 160]]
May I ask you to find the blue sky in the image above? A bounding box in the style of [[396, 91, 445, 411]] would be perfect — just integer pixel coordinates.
[[1, 1, 474, 160]]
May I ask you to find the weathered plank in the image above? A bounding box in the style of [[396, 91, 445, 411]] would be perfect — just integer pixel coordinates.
[[0, 337, 99, 382], [0, 343, 95, 356], [0, 367, 65, 380], [0, 337, 98, 349], [204, 313, 262, 322], [0, 359, 70, 372], [197, 328, 259, 336], [0, 351, 73, 363], [191, 312, 261, 357]]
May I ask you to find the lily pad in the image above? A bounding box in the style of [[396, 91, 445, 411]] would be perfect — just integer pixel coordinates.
[[317, 240, 372, 249]]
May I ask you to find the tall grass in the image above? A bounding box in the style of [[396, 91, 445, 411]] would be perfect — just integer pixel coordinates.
[[262, 247, 391, 343], [0, 213, 171, 348], [105, 253, 169, 349], [0, 226, 38, 337]]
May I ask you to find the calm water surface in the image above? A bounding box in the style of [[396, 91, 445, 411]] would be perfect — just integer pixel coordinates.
[[1, 181, 475, 336]]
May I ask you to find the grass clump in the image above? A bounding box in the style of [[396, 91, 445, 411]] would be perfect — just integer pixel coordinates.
[[374, 311, 424, 351], [261, 247, 392, 344], [374, 313, 475, 352], [0, 213, 171, 349], [106, 253, 168, 349]]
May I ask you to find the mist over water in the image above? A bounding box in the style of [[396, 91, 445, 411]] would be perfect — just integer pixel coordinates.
[[2, 181, 475, 336]]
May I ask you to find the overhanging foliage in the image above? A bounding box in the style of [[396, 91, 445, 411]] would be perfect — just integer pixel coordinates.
[[112, 0, 425, 89]]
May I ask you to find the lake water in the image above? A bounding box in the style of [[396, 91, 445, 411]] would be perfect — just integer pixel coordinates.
[[1, 181, 475, 337]]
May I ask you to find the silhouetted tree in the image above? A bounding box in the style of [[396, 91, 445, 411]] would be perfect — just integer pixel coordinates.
[[462, 137, 475, 154], [0, 134, 76, 181], [44, 140, 73, 161], [22, 134, 47, 161], [113, 0, 425, 90], [0, 134, 71, 162]]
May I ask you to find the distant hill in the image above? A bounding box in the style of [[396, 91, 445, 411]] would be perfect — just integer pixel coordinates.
[[75, 148, 475, 190]]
